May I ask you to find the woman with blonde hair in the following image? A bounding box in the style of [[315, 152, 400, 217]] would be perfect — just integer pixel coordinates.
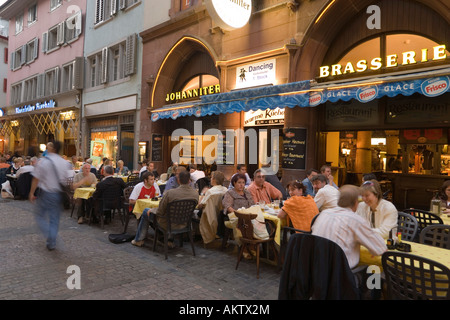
[[356, 180, 398, 239]]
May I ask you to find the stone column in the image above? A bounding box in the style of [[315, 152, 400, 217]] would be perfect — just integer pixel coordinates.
[[355, 131, 372, 181]]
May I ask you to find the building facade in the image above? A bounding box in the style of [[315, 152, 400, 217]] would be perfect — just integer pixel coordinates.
[[141, 0, 449, 209], [0, 0, 86, 157]]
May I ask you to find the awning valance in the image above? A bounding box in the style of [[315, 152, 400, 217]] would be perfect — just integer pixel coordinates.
[[310, 67, 450, 106]]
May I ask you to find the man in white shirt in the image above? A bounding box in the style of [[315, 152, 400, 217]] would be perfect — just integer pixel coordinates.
[[312, 174, 339, 211], [189, 164, 205, 183], [312, 185, 387, 269]]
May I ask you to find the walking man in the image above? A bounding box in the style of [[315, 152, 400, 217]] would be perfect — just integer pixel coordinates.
[[29, 141, 72, 250]]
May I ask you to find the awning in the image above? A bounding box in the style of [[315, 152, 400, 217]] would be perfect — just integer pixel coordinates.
[[150, 80, 310, 121], [309, 67, 450, 106]]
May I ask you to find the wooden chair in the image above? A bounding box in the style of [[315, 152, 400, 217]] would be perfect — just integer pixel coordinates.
[[420, 224, 450, 249], [122, 186, 135, 233], [382, 251, 450, 300], [152, 199, 198, 260], [234, 211, 278, 279], [397, 211, 419, 242]]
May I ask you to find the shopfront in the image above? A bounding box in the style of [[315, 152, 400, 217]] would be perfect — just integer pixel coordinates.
[[291, 0, 450, 210], [1, 97, 79, 157]]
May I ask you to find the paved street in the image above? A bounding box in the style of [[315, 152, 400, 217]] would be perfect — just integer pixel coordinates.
[[0, 196, 280, 301]]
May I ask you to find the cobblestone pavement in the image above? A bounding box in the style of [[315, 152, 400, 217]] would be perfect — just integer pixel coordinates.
[[0, 196, 281, 301]]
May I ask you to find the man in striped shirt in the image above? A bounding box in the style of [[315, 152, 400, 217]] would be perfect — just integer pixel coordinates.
[[311, 185, 387, 269]]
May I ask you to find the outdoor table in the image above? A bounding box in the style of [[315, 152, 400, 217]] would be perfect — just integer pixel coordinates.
[[132, 198, 161, 219], [113, 175, 128, 183], [359, 241, 450, 271], [74, 187, 96, 200], [440, 214, 450, 225]]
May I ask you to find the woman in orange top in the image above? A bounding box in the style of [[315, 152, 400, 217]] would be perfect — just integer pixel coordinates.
[[277, 181, 318, 232]]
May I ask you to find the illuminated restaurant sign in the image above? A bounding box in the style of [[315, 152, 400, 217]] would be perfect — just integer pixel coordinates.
[[15, 100, 56, 114], [205, 0, 252, 31], [165, 85, 221, 103], [319, 45, 447, 78]]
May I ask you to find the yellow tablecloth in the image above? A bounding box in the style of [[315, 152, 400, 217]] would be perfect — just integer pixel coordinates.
[[263, 212, 287, 247], [132, 198, 160, 219], [440, 214, 450, 225], [74, 187, 96, 200], [359, 241, 450, 270], [114, 175, 128, 183]]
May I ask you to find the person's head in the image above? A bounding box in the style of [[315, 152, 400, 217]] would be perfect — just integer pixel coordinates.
[[82, 163, 91, 175], [103, 165, 114, 176], [142, 171, 155, 186], [71, 155, 78, 163], [0, 157, 6, 164], [237, 164, 247, 174], [23, 159, 31, 166], [117, 160, 124, 168], [104, 159, 111, 166], [338, 185, 361, 212], [31, 157, 38, 166], [440, 180, 450, 201], [231, 173, 247, 191], [178, 170, 191, 185], [320, 165, 332, 177], [360, 180, 383, 209], [13, 157, 22, 166], [306, 168, 319, 180], [362, 173, 377, 183], [311, 174, 328, 190], [175, 166, 186, 179], [188, 164, 197, 173], [287, 181, 306, 197], [102, 157, 108, 163], [253, 169, 265, 187], [211, 171, 224, 186], [148, 162, 154, 171]]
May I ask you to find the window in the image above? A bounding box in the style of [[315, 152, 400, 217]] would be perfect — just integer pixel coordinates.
[[95, 0, 116, 25], [109, 43, 126, 82], [28, 3, 37, 25], [11, 82, 23, 105], [120, 0, 140, 9], [15, 13, 23, 34], [50, 0, 62, 11], [11, 46, 25, 70], [43, 22, 65, 53], [24, 76, 38, 102], [61, 58, 84, 92], [65, 11, 82, 43], [26, 38, 38, 64], [88, 52, 102, 88], [44, 67, 60, 96]]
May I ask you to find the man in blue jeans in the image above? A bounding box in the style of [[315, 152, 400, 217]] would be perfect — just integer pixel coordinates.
[[29, 141, 72, 251]]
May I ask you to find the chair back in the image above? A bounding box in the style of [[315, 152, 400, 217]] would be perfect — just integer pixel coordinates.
[[127, 173, 140, 184], [420, 224, 450, 249], [0, 167, 8, 185], [235, 211, 276, 241], [123, 186, 134, 203], [101, 184, 124, 210], [397, 211, 419, 242], [165, 199, 198, 233], [382, 251, 450, 300], [402, 209, 443, 232]]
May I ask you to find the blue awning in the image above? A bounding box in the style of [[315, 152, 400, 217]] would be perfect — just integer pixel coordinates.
[[150, 80, 311, 121], [309, 67, 450, 106]]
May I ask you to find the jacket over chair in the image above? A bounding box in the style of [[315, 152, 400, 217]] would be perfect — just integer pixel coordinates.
[[278, 233, 360, 300], [199, 193, 224, 244]]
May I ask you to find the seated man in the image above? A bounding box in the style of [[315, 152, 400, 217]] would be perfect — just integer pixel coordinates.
[[92, 165, 126, 222], [129, 172, 160, 207], [261, 165, 288, 200], [228, 164, 251, 190], [189, 164, 205, 184], [312, 184, 387, 269], [164, 166, 194, 193], [302, 168, 318, 197], [311, 174, 339, 212], [320, 165, 339, 189], [73, 163, 98, 224], [132, 170, 199, 247], [247, 168, 282, 204]]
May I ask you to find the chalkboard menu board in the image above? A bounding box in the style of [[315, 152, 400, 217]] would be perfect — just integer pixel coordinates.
[[151, 134, 163, 162], [282, 128, 307, 169]]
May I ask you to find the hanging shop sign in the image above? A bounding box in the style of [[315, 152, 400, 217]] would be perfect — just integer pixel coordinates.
[[15, 100, 56, 114], [205, 0, 252, 31], [236, 59, 276, 89], [319, 45, 447, 79], [244, 107, 284, 127], [165, 85, 221, 103]]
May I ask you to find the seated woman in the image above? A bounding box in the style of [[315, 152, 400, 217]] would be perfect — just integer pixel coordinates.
[[115, 160, 130, 176], [198, 171, 227, 210], [356, 179, 398, 239], [222, 173, 255, 215], [277, 181, 318, 232], [440, 180, 450, 213]]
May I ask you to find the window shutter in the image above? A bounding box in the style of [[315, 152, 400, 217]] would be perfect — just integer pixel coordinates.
[[21, 45, 27, 65], [10, 52, 14, 70], [33, 38, 39, 60], [54, 67, 60, 93], [73, 57, 84, 90], [75, 11, 82, 37], [119, 0, 126, 10], [37, 73, 45, 98], [95, 0, 104, 24], [42, 32, 48, 53], [125, 33, 137, 76], [101, 47, 108, 84], [57, 22, 65, 45], [111, 0, 117, 16]]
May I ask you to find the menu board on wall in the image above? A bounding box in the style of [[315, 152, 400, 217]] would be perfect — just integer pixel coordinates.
[[151, 134, 163, 162], [282, 128, 307, 170], [218, 130, 235, 165]]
